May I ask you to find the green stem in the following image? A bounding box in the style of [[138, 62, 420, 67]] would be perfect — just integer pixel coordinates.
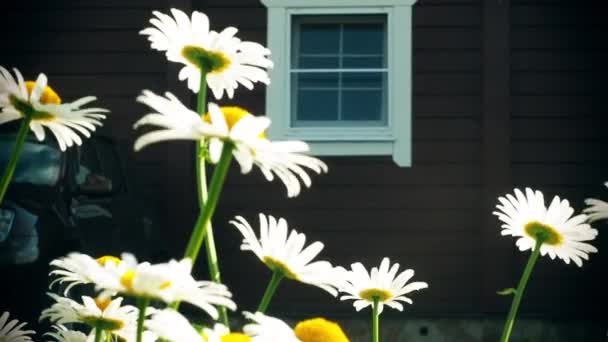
[[0, 117, 31, 205], [184, 144, 233, 262], [195, 69, 208, 209], [372, 297, 380, 342], [136, 298, 150, 342], [94, 328, 103, 342], [257, 271, 284, 313], [193, 69, 228, 326], [499, 239, 543, 342]]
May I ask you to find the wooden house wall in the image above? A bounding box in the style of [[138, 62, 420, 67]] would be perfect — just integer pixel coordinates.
[[1, 0, 605, 320], [507, 0, 606, 318]]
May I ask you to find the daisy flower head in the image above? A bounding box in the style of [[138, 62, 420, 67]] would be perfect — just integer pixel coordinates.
[[493, 188, 599, 266], [132, 90, 221, 152], [0, 66, 107, 151], [40, 294, 148, 342], [45, 325, 88, 342], [134, 96, 327, 197], [339, 257, 428, 314], [49, 253, 123, 295], [146, 309, 234, 342], [583, 182, 608, 223], [205, 103, 327, 197], [243, 312, 300, 342], [0, 311, 34, 342], [294, 318, 350, 342], [140, 8, 273, 99], [230, 214, 342, 296], [95, 254, 236, 320]]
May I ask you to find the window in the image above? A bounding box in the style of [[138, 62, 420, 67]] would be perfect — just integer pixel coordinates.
[[261, 0, 416, 166]]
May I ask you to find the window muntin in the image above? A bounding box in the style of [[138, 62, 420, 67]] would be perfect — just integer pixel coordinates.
[[290, 15, 388, 128]]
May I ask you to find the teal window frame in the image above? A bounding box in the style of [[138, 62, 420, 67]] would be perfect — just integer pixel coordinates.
[[261, 0, 416, 167]]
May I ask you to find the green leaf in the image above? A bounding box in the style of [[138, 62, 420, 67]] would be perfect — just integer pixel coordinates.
[[497, 288, 517, 296]]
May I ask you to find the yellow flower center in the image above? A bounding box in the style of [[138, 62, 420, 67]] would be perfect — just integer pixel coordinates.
[[203, 106, 266, 139], [95, 296, 112, 311], [8, 81, 61, 121], [295, 318, 350, 342], [96, 255, 122, 266], [120, 270, 136, 290], [182, 45, 231, 74], [524, 221, 563, 245], [220, 333, 251, 342], [262, 256, 298, 280], [358, 288, 393, 302], [25, 81, 62, 104]]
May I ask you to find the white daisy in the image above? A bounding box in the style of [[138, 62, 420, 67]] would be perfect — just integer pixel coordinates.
[[146, 309, 224, 342], [134, 94, 327, 197], [243, 311, 300, 342], [339, 257, 428, 314], [132, 90, 221, 152], [40, 294, 149, 342], [49, 253, 122, 295], [493, 188, 599, 266], [140, 8, 272, 99], [44, 325, 88, 342], [230, 214, 342, 296], [0, 311, 35, 342], [94, 254, 236, 320], [0, 66, 107, 151], [584, 182, 608, 223]]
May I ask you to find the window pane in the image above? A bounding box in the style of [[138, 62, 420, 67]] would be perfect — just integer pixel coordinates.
[[342, 56, 384, 68], [342, 89, 385, 123], [295, 72, 339, 89], [343, 23, 386, 56], [298, 24, 340, 55], [342, 72, 384, 89], [295, 90, 339, 122], [298, 56, 340, 69], [292, 73, 339, 124], [290, 15, 388, 127]]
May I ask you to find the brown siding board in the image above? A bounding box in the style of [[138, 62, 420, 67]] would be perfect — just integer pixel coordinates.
[[5, 32, 150, 52], [413, 28, 481, 49], [415, 51, 482, 72], [512, 117, 606, 141], [512, 72, 599, 95], [1, 52, 165, 74], [413, 5, 481, 27], [511, 4, 602, 27], [414, 95, 481, 117], [5, 1, 163, 9], [512, 95, 598, 117], [512, 164, 606, 186], [228, 163, 480, 185], [215, 208, 478, 232], [511, 28, 602, 50], [6, 9, 152, 30], [219, 185, 480, 209], [413, 73, 481, 95], [512, 51, 606, 72], [513, 142, 607, 163], [414, 142, 480, 164]]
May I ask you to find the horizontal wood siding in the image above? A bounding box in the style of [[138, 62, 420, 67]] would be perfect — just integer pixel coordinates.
[[509, 0, 606, 318]]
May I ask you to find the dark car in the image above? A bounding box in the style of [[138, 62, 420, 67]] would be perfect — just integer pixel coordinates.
[[0, 123, 161, 330]]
